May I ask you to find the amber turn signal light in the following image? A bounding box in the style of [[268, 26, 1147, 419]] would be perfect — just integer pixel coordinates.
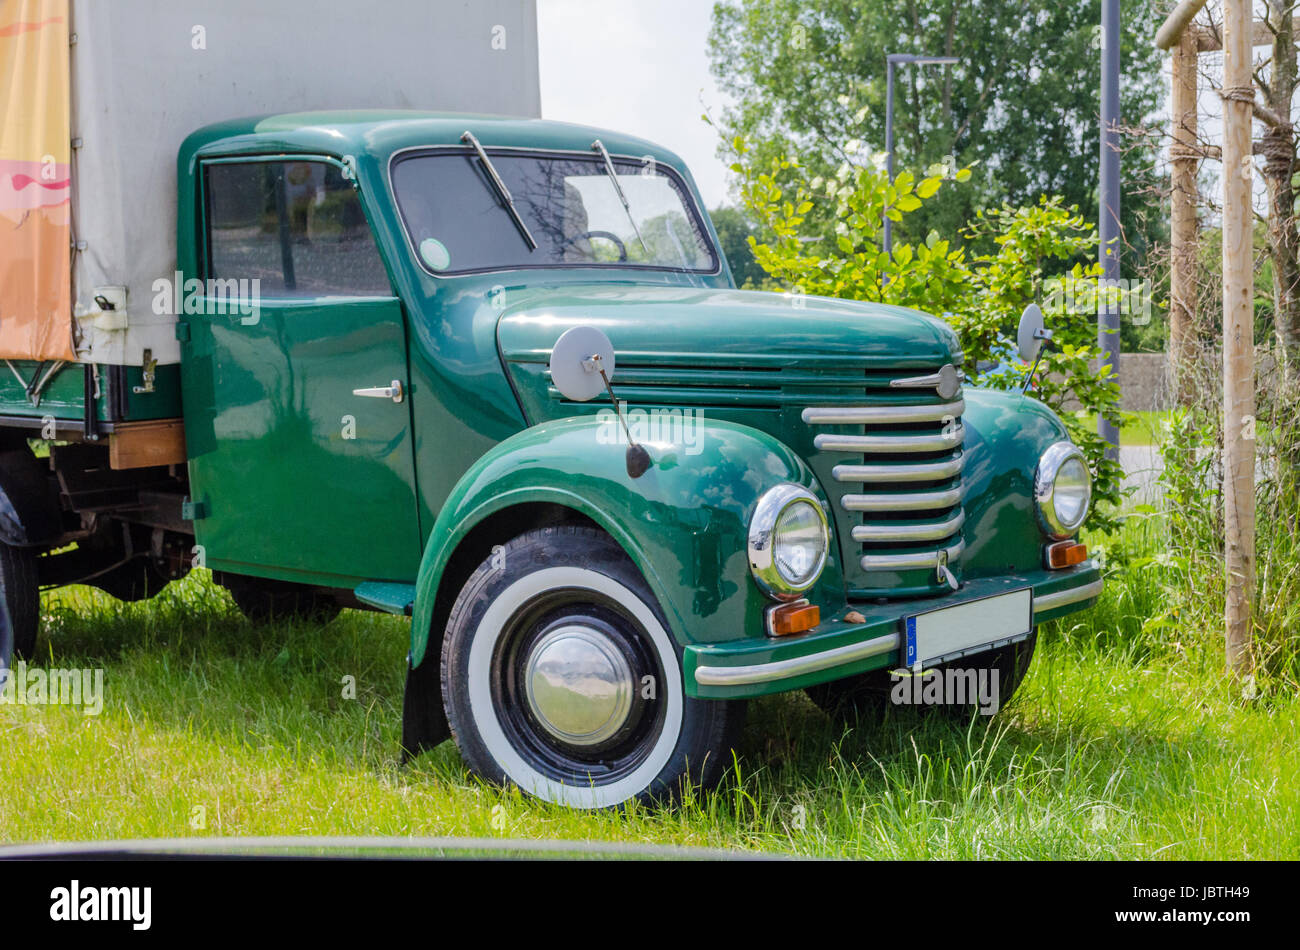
[[1045, 540, 1088, 569], [767, 601, 820, 637]]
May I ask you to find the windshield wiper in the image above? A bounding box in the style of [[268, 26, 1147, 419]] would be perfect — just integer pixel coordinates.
[[461, 130, 537, 251], [591, 139, 649, 255]]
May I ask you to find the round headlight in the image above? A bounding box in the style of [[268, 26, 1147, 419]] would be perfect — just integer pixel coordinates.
[[1035, 442, 1092, 539], [748, 484, 829, 598]]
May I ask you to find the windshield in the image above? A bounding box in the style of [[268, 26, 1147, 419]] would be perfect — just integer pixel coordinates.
[[390, 148, 718, 275]]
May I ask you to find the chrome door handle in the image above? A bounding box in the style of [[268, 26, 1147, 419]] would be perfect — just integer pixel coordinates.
[[353, 380, 403, 403]]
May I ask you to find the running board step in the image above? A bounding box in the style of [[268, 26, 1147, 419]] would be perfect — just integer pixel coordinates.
[[354, 582, 416, 616]]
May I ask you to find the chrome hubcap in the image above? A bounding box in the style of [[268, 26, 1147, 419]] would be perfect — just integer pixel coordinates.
[[523, 623, 635, 747]]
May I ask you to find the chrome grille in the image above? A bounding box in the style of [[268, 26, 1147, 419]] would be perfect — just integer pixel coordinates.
[[802, 372, 965, 589]]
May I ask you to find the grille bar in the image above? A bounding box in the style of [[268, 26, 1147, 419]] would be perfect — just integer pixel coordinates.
[[860, 539, 965, 572], [804, 378, 967, 591], [831, 455, 964, 483], [840, 486, 965, 512], [801, 399, 964, 426], [814, 426, 964, 453], [851, 510, 966, 543]]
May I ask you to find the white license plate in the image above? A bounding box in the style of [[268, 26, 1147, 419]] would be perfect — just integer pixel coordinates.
[[903, 588, 1033, 670]]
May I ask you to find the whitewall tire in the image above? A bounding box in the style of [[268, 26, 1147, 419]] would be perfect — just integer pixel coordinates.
[[439, 525, 745, 809]]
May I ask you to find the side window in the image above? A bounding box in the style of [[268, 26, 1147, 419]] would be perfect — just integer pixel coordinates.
[[205, 160, 391, 297]]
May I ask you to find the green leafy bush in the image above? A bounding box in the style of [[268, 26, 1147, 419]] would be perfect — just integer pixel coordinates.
[[732, 143, 1124, 527]]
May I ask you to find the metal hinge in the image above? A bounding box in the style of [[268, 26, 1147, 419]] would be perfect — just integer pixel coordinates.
[[133, 349, 156, 394]]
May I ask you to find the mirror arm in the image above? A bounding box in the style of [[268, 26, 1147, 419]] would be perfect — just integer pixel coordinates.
[[1019, 329, 1053, 395], [588, 354, 651, 478], [588, 355, 632, 443]]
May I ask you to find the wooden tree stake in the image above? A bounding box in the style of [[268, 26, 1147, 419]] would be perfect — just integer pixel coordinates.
[[1168, 29, 1199, 405], [1221, 0, 1256, 676]]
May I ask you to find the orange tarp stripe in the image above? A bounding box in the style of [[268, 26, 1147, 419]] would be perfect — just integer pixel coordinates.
[[0, 0, 75, 362]]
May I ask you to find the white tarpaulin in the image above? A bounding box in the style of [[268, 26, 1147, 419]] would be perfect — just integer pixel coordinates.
[[68, 0, 540, 365]]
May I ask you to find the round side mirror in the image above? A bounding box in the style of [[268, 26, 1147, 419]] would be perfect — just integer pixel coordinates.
[[1017, 303, 1047, 363], [549, 326, 615, 402]]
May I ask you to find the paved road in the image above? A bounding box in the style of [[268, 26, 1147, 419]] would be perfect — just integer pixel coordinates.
[[1119, 446, 1162, 504], [1117, 445, 1269, 506]]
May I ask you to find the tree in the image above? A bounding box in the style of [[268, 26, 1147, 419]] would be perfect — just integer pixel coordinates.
[[1250, 3, 1300, 381], [710, 205, 768, 286], [707, 0, 1166, 264]]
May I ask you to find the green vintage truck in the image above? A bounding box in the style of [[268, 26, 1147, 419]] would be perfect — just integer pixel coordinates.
[[0, 111, 1102, 808]]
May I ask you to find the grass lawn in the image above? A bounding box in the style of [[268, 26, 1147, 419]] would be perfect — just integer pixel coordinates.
[[3, 562, 1295, 858]]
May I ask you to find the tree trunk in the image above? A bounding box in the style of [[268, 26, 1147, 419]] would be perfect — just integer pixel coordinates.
[[1261, 3, 1300, 383]]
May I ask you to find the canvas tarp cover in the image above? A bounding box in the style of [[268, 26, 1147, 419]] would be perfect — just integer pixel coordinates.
[[2, 0, 541, 366]]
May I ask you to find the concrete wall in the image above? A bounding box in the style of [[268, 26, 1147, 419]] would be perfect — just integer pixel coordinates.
[[1055, 353, 1170, 412], [1112, 353, 1169, 412], [1062, 350, 1278, 412]]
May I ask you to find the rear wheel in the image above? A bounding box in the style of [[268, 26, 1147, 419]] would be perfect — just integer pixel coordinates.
[[0, 542, 39, 681], [440, 526, 745, 809], [214, 572, 341, 625], [806, 630, 1038, 721]]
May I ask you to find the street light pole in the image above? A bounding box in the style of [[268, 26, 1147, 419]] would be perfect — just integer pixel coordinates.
[[884, 58, 897, 255], [883, 53, 959, 256], [1098, 0, 1122, 461]]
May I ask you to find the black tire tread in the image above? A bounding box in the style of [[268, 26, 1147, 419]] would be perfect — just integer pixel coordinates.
[[1, 542, 40, 662]]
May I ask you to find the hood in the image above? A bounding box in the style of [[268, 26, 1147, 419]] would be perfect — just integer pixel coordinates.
[[496, 285, 961, 377], [494, 283, 969, 602]]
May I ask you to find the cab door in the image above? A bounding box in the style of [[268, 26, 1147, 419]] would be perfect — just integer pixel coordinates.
[[179, 156, 420, 585]]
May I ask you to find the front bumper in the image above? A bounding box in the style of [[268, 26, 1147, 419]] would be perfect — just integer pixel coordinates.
[[684, 560, 1103, 699]]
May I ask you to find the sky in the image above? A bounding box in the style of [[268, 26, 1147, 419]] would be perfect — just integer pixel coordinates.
[[536, 0, 733, 209], [1156, 1, 1276, 218]]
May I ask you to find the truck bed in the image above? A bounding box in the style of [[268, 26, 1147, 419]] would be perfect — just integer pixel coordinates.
[[0, 360, 185, 469]]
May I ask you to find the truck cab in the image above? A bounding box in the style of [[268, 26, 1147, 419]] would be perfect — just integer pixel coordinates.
[[0, 111, 1102, 809]]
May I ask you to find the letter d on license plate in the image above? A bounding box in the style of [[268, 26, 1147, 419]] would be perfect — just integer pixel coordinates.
[[903, 588, 1032, 671]]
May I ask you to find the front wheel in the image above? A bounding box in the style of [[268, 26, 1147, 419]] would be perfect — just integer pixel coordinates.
[[440, 526, 745, 809]]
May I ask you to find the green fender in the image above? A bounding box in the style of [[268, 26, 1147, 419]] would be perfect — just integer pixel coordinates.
[[407, 414, 846, 669], [957, 388, 1073, 578]]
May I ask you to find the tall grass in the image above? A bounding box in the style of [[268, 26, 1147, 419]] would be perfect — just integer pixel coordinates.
[[1123, 347, 1300, 686], [2, 555, 1295, 857], [4, 372, 1298, 855]]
